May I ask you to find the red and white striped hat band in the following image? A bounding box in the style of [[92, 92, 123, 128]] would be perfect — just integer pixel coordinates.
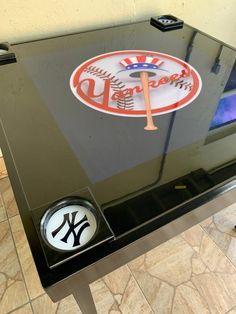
[[120, 56, 164, 67], [118, 55, 168, 78]]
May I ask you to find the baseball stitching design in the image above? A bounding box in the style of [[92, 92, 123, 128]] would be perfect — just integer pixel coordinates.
[[170, 79, 193, 91], [84, 66, 134, 110]]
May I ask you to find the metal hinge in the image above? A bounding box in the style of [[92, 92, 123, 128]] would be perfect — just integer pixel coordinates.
[[0, 42, 16, 66]]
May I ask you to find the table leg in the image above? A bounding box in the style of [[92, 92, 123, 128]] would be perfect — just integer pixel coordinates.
[[73, 284, 97, 314]]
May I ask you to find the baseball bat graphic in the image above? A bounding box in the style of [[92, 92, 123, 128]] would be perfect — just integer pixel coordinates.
[[119, 56, 166, 131], [140, 72, 158, 131]]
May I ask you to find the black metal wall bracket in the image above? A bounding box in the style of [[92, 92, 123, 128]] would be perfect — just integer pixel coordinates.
[[0, 42, 16, 66], [211, 45, 223, 75], [150, 15, 184, 32]]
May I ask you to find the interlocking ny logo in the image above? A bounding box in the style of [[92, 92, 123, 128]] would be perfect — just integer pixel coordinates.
[[51, 211, 90, 247]]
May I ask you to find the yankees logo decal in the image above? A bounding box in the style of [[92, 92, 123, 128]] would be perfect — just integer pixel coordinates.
[[70, 50, 202, 130], [43, 205, 97, 251], [51, 211, 90, 247]]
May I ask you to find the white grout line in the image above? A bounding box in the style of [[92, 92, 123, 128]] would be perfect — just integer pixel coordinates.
[[29, 292, 46, 303], [29, 301, 34, 314], [199, 223, 236, 271], [126, 264, 155, 314], [6, 302, 31, 314]]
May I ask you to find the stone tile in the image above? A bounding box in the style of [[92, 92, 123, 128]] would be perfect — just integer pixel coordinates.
[[31, 293, 81, 314], [200, 204, 236, 268], [227, 306, 236, 314], [0, 193, 7, 222], [0, 158, 8, 179], [90, 265, 153, 314], [173, 284, 210, 314], [128, 225, 236, 314], [198, 230, 235, 274], [192, 272, 236, 313], [0, 221, 29, 313], [9, 215, 44, 300], [181, 223, 204, 252], [119, 276, 153, 314], [0, 177, 19, 218], [10, 303, 33, 314], [129, 236, 194, 287], [90, 279, 118, 313]]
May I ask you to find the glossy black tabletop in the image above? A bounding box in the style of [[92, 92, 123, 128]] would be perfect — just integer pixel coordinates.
[[0, 19, 235, 286]]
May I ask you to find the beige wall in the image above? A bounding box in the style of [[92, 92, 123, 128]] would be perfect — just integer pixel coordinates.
[[1, 0, 236, 47]]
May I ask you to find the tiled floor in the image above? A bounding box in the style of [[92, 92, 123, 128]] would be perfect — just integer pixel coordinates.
[[0, 158, 236, 314]]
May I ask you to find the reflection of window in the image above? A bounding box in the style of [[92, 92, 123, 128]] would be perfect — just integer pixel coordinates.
[[209, 61, 236, 130]]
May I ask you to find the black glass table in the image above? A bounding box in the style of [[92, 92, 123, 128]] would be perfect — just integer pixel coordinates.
[[0, 16, 235, 313]]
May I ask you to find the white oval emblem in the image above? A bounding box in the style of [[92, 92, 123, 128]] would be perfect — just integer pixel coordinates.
[[70, 50, 202, 122], [41, 204, 97, 251]]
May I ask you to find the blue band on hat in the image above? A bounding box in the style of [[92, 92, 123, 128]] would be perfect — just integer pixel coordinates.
[[126, 63, 158, 70]]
